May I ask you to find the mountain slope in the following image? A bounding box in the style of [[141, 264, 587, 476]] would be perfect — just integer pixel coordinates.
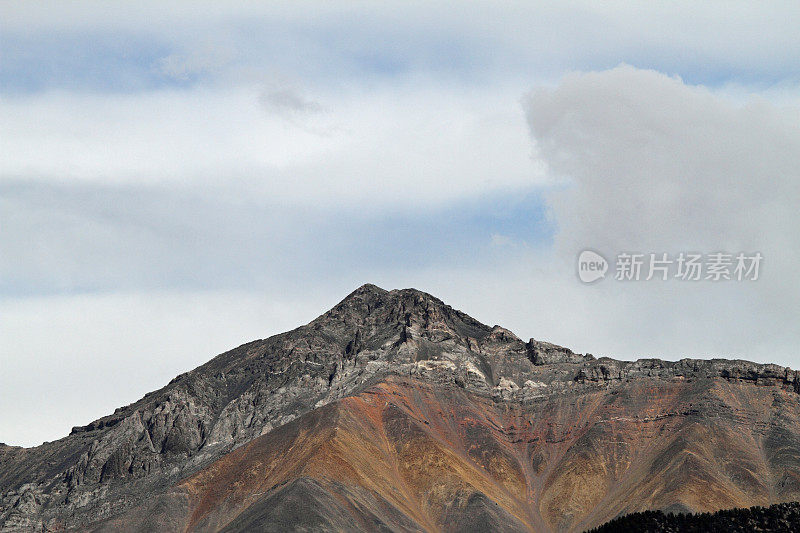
[[1, 284, 800, 532], [87, 375, 800, 532]]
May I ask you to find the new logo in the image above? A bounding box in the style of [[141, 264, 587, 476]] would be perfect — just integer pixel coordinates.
[[577, 250, 608, 283]]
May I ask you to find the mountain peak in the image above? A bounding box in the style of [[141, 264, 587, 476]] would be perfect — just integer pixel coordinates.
[[313, 284, 493, 344], [351, 282, 387, 296], [335, 283, 390, 308], [315, 283, 390, 324]]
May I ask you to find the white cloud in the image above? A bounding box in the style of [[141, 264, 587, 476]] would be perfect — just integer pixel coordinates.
[[0, 82, 543, 208], [512, 65, 800, 366]]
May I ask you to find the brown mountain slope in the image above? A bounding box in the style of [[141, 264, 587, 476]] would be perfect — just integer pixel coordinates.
[[91, 372, 800, 532], [2, 284, 800, 532]]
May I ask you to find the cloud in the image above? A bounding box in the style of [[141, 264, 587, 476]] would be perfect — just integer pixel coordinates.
[[156, 40, 235, 81], [0, 179, 551, 297], [0, 82, 543, 207], [525, 65, 800, 273], [260, 87, 323, 114], [516, 65, 800, 366], [4, 2, 800, 93]]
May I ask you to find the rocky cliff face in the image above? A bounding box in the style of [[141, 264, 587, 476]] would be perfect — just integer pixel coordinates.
[[1, 284, 799, 532]]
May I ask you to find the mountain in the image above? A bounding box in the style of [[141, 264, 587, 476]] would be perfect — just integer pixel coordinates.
[[1, 284, 799, 532]]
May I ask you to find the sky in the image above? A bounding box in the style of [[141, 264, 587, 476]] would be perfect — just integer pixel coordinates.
[[2, 1, 800, 446]]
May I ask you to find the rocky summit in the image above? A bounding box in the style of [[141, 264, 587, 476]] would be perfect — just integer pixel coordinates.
[[1, 284, 799, 532]]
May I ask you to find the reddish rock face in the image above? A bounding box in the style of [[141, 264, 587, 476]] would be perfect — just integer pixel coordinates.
[[95, 374, 800, 533], [2, 284, 800, 532]]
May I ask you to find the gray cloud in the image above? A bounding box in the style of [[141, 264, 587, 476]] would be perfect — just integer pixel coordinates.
[[260, 87, 323, 114], [527, 66, 799, 255], [521, 65, 800, 366]]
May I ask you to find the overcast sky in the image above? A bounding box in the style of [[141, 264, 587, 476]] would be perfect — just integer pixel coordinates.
[[2, 1, 800, 446]]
